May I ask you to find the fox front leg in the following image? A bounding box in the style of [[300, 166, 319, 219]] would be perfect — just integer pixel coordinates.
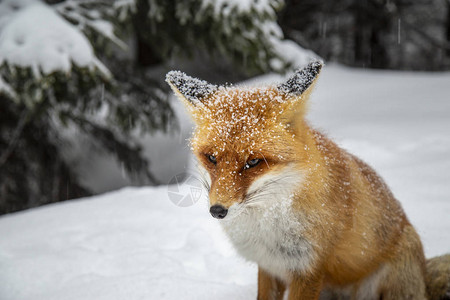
[[287, 272, 324, 300], [257, 268, 286, 300]]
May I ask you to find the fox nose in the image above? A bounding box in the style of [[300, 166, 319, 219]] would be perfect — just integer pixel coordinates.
[[210, 205, 228, 219]]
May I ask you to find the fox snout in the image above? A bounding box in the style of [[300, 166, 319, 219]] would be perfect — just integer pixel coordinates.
[[207, 179, 245, 219], [209, 204, 228, 219]]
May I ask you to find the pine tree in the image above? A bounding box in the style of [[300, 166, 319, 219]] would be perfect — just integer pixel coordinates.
[[0, 0, 295, 214]]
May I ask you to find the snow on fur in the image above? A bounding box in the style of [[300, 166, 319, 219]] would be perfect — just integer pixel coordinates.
[[167, 62, 322, 166], [166, 70, 218, 105], [190, 86, 286, 155], [278, 61, 323, 96]]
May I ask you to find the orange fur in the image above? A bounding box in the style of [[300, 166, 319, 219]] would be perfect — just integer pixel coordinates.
[[167, 63, 449, 300]]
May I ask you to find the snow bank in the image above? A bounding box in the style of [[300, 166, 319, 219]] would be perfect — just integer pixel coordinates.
[[0, 1, 108, 77], [0, 187, 255, 300]]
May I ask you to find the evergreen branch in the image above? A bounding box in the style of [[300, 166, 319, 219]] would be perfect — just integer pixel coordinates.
[[68, 113, 160, 185], [0, 109, 29, 168]]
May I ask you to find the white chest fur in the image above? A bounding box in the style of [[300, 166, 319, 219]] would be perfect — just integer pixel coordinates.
[[219, 166, 315, 282]]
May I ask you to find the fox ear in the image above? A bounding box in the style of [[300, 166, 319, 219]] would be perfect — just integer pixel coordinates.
[[276, 61, 323, 125], [166, 71, 218, 107], [277, 61, 323, 97]]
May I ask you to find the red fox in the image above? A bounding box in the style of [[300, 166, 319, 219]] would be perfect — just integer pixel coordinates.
[[166, 62, 450, 300]]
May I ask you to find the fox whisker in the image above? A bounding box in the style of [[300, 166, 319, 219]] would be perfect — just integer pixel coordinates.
[[244, 175, 297, 205]]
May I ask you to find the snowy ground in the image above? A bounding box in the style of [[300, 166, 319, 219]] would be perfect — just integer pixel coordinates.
[[1, 65, 450, 300]]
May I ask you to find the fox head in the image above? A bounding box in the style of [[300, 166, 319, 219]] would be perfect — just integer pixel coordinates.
[[166, 61, 323, 219]]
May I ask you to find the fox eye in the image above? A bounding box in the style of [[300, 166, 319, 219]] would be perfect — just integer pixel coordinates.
[[244, 158, 260, 169], [207, 154, 217, 165]]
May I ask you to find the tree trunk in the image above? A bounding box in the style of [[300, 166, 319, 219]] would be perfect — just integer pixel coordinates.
[[136, 36, 162, 67], [354, 3, 367, 67], [447, 0, 450, 57], [370, 18, 390, 69], [132, 0, 163, 67]]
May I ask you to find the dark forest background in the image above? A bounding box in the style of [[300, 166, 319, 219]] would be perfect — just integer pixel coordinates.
[[281, 0, 450, 70]]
